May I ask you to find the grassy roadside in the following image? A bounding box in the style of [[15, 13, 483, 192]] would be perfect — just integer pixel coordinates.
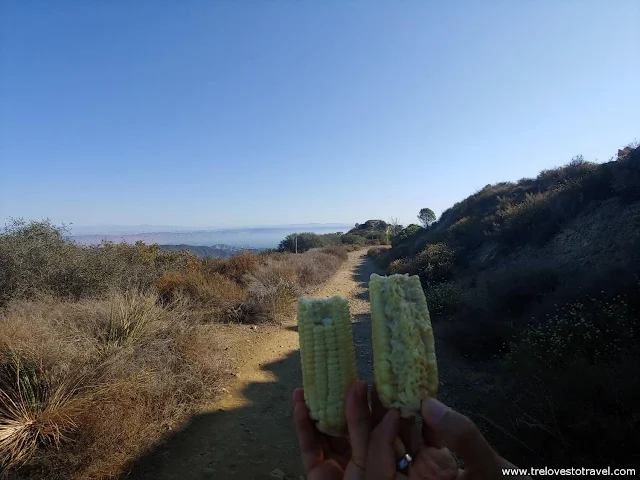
[[0, 220, 354, 479]]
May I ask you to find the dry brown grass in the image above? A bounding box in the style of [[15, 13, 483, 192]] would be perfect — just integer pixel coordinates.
[[320, 245, 349, 261], [0, 221, 349, 478], [0, 293, 232, 479], [203, 252, 265, 284], [156, 271, 246, 310], [244, 250, 345, 323]]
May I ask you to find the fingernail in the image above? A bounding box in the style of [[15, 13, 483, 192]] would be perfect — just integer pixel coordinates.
[[422, 398, 448, 424], [293, 388, 302, 403], [357, 381, 367, 399], [387, 408, 400, 421]]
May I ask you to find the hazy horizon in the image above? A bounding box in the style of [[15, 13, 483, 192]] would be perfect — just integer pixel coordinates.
[[70, 223, 355, 248], [2, 1, 639, 227], [68, 222, 355, 236]]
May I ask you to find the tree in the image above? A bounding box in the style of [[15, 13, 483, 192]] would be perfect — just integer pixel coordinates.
[[388, 217, 404, 237], [341, 234, 365, 245], [391, 224, 421, 247], [278, 232, 324, 253], [417, 208, 436, 228]]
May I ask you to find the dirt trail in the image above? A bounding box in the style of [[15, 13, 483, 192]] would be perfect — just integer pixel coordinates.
[[127, 250, 382, 480]]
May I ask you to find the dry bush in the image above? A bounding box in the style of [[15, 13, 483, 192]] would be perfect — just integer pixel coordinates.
[[320, 246, 348, 261], [0, 292, 231, 479], [0, 220, 192, 306], [201, 252, 265, 285], [155, 270, 247, 321], [296, 252, 343, 288], [244, 250, 345, 323]]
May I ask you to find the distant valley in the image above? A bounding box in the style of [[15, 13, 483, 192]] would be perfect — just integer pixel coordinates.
[[71, 223, 353, 249], [159, 244, 264, 258]]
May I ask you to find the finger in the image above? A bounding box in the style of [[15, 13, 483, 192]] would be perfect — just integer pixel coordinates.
[[398, 417, 423, 457], [421, 398, 502, 476], [293, 387, 305, 404], [328, 435, 350, 455], [365, 409, 400, 480], [421, 415, 444, 448], [327, 451, 350, 469], [293, 396, 324, 472], [371, 385, 387, 426], [346, 381, 371, 470]]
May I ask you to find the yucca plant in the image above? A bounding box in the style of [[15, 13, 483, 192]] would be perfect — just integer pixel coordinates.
[[0, 349, 86, 470]]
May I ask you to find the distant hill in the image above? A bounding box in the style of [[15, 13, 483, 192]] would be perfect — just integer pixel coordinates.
[[71, 223, 353, 248], [159, 244, 264, 258]]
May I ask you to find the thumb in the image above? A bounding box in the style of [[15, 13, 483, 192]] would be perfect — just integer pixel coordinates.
[[365, 409, 400, 480], [421, 398, 502, 477]]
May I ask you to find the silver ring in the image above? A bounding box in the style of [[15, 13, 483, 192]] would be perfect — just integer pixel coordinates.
[[397, 453, 412, 471]]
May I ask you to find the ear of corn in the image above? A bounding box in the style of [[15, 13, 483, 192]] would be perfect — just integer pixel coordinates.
[[297, 296, 357, 436], [369, 273, 438, 417]]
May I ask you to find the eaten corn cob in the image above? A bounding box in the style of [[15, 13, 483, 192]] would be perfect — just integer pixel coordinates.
[[369, 273, 438, 417], [297, 296, 358, 436]]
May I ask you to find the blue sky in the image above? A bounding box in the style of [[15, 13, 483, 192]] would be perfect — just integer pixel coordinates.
[[1, 0, 638, 228]]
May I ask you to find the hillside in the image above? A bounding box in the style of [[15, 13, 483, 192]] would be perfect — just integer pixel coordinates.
[[159, 244, 264, 258], [369, 144, 640, 468]]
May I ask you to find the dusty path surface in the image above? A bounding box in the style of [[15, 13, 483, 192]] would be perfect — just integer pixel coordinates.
[[126, 250, 476, 480], [126, 250, 381, 480]]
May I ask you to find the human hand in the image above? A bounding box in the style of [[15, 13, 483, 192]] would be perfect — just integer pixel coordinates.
[[364, 395, 531, 480], [293, 381, 371, 480], [364, 388, 458, 480], [420, 398, 531, 480]]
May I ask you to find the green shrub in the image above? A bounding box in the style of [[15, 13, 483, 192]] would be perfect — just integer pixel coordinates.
[[341, 234, 365, 245], [415, 242, 456, 285], [475, 263, 559, 317], [425, 282, 462, 318], [391, 224, 421, 247], [496, 192, 555, 246], [507, 294, 636, 369], [387, 258, 418, 275], [364, 231, 390, 245], [447, 216, 486, 253], [611, 146, 640, 203], [277, 232, 324, 253], [356, 220, 388, 231], [499, 293, 640, 467], [318, 232, 344, 246]]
